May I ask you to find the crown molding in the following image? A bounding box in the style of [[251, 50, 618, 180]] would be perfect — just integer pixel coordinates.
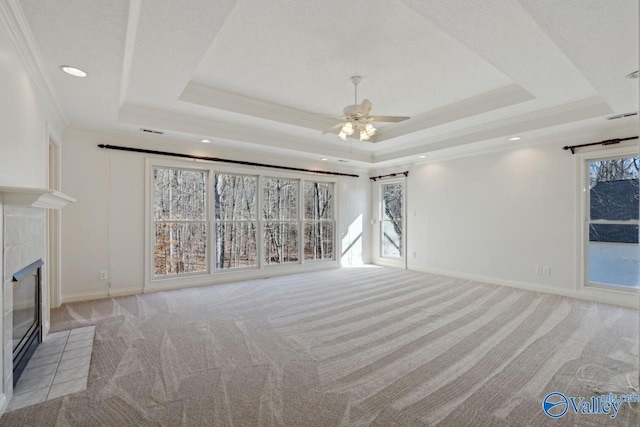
[[180, 81, 337, 131], [0, 0, 67, 130]]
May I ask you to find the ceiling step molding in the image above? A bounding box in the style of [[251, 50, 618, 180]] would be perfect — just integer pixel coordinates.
[[0, 186, 76, 209], [180, 81, 336, 131], [374, 96, 614, 161], [375, 84, 535, 142], [118, 104, 373, 163]]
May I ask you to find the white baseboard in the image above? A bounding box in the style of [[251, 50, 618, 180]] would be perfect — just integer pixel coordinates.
[[61, 264, 341, 303], [144, 263, 340, 294], [408, 265, 639, 309], [61, 287, 143, 304]]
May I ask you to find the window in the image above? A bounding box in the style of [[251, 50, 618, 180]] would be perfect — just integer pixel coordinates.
[[263, 178, 300, 264], [381, 182, 403, 258], [148, 161, 337, 284], [303, 181, 335, 260], [153, 167, 208, 276], [586, 155, 639, 289], [214, 174, 258, 269]]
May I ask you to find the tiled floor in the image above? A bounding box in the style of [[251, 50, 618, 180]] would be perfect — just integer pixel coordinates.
[[7, 326, 95, 412]]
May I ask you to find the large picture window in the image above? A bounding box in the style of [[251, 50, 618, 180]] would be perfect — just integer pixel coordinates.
[[153, 167, 208, 276], [148, 161, 336, 283], [585, 154, 639, 289]]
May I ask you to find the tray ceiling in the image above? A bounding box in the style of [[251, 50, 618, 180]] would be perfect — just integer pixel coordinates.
[[16, 0, 639, 166]]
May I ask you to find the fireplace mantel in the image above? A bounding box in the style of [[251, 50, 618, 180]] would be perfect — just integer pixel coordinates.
[[0, 186, 76, 209]]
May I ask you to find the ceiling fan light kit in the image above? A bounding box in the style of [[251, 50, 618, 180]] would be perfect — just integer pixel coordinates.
[[323, 75, 410, 142]]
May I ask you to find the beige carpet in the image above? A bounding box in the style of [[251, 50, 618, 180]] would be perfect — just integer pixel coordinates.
[[1, 266, 638, 426]]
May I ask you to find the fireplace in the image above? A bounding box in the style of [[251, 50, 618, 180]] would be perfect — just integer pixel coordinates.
[[11, 259, 43, 386]]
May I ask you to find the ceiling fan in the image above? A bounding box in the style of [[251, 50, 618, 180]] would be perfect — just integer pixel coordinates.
[[322, 75, 410, 141]]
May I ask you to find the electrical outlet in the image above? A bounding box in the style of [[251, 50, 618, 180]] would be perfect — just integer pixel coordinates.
[[542, 266, 550, 276], [535, 265, 542, 275], [412, 251, 417, 258], [99, 270, 108, 280]]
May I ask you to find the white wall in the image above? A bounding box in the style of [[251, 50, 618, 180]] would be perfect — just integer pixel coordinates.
[[0, 26, 48, 188], [407, 142, 575, 286], [393, 128, 638, 307], [61, 129, 371, 301]]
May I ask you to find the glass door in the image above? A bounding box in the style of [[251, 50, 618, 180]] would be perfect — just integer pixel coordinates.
[[379, 180, 405, 267]]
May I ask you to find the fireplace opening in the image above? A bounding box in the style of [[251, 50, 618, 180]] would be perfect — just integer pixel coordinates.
[[12, 259, 43, 386]]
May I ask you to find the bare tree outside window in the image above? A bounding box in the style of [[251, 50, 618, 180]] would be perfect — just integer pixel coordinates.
[[264, 178, 299, 264], [589, 157, 639, 188], [215, 174, 258, 269], [153, 167, 337, 276], [153, 168, 207, 276], [381, 183, 403, 257], [303, 182, 334, 260]]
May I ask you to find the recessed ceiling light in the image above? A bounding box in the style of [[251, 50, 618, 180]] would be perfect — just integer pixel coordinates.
[[418, 155, 427, 159], [60, 66, 87, 78], [626, 70, 639, 79], [200, 139, 211, 143], [509, 136, 521, 141], [320, 158, 328, 161]]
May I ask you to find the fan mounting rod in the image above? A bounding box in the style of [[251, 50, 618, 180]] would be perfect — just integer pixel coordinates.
[[350, 75, 362, 104]]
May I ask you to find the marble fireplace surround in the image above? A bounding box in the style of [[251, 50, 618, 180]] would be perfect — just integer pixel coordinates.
[[0, 187, 75, 412]]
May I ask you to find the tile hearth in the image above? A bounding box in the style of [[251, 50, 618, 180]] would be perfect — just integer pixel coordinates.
[[6, 326, 95, 412]]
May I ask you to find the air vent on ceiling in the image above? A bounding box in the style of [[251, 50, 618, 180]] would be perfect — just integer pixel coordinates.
[[606, 111, 638, 121], [140, 128, 164, 135]]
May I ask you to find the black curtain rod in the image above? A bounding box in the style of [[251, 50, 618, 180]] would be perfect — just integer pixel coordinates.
[[562, 136, 638, 154], [97, 144, 359, 178], [370, 171, 409, 181]]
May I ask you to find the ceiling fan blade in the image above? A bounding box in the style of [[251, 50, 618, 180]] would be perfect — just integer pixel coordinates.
[[322, 123, 344, 134], [357, 99, 373, 115], [314, 114, 346, 120], [367, 115, 410, 123]]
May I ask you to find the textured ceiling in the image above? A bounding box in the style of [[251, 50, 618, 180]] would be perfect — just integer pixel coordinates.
[[16, 0, 639, 165]]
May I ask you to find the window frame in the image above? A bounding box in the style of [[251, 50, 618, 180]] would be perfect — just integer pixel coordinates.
[[302, 180, 336, 263], [262, 176, 302, 266], [578, 146, 639, 294], [145, 158, 338, 290], [150, 164, 212, 280], [214, 172, 260, 271]]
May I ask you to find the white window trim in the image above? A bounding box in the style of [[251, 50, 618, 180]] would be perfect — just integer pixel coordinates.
[[576, 145, 639, 298], [144, 158, 339, 292]]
